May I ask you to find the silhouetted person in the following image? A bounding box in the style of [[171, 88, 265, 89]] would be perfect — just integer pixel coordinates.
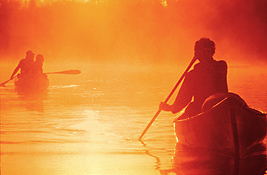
[[160, 38, 228, 118], [32, 54, 47, 79], [32, 54, 44, 74], [10, 50, 35, 79]]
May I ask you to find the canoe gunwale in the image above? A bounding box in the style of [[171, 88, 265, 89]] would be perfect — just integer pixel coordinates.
[[174, 94, 266, 123]]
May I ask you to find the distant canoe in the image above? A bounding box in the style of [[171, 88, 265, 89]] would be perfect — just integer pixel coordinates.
[[14, 75, 49, 94], [174, 93, 266, 158]]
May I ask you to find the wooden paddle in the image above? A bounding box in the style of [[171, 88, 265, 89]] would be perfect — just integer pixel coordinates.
[[138, 57, 197, 140], [45, 70, 81, 74], [0, 79, 12, 87]]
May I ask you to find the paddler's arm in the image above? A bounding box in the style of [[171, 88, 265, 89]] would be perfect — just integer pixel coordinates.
[[10, 61, 22, 79], [10, 66, 20, 80], [159, 73, 193, 114], [159, 102, 173, 112], [159, 94, 191, 114]]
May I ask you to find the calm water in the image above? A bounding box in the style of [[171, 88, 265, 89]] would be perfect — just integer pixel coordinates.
[[1, 62, 266, 175]]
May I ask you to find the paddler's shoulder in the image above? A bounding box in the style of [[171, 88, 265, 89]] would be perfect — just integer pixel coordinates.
[[215, 60, 228, 69]]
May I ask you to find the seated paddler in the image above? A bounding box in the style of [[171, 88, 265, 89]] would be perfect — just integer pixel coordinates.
[[159, 38, 229, 119], [10, 50, 35, 80]]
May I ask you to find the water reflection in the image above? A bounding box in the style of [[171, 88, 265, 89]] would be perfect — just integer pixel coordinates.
[[139, 140, 162, 171], [139, 140, 266, 175], [141, 139, 266, 175], [173, 143, 266, 175], [17, 91, 47, 112]]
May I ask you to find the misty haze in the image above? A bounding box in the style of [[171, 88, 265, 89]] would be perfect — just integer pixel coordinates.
[[1, 0, 267, 175]]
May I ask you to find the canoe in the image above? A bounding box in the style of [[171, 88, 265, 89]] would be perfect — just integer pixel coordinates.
[[14, 74, 49, 94], [174, 93, 266, 158]]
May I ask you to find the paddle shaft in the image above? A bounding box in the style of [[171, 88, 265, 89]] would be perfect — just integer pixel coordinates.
[[0, 79, 12, 87], [0, 74, 19, 87], [45, 70, 81, 74], [0, 70, 80, 87], [138, 57, 197, 140]]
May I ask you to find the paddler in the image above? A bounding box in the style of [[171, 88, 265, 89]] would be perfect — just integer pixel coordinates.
[[10, 50, 35, 80], [159, 38, 228, 118]]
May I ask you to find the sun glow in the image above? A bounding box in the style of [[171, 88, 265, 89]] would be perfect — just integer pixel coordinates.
[[161, 0, 167, 7]]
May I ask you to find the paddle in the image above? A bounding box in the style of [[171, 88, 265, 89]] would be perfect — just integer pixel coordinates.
[[0, 70, 81, 87], [0, 79, 12, 87], [138, 57, 197, 140], [45, 70, 81, 74]]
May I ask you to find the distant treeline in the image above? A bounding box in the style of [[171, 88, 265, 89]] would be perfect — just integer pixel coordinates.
[[1, 0, 267, 63], [0, 0, 189, 61]]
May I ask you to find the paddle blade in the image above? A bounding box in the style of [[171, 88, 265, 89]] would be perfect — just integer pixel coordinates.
[[45, 70, 81, 75]]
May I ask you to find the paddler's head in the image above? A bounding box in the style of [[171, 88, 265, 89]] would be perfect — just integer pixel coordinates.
[[194, 38, 215, 63], [36, 54, 44, 63], [26, 50, 35, 60]]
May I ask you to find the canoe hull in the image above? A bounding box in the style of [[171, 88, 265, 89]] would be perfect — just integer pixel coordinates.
[[174, 93, 266, 157], [14, 75, 49, 94]]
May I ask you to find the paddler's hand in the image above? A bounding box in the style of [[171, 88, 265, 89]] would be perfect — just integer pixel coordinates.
[[159, 102, 172, 111]]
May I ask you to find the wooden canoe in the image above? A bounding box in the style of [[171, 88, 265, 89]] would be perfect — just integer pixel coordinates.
[[174, 93, 266, 158], [14, 75, 49, 94]]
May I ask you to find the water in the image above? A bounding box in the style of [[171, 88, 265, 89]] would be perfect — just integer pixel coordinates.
[[1, 62, 266, 175]]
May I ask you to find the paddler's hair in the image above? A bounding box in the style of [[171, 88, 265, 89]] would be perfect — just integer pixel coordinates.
[[36, 54, 44, 62], [194, 38, 215, 54]]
